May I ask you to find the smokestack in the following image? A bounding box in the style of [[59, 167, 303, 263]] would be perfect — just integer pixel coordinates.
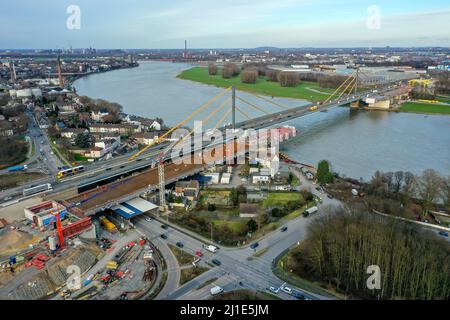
[[9, 61, 16, 83], [184, 40, 188, 60], [57, 55, 64, 87]]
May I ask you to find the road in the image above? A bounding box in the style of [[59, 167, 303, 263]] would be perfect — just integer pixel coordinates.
[[133, 170, 341, 301]]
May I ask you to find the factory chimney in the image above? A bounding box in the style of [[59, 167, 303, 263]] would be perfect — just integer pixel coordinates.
[[9, 61, 16, 83], [57, 55, 64, 87], [184, 40, 188, 60]]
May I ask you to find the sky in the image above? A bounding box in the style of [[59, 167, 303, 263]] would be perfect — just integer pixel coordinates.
[[1, 0, 449, 49]]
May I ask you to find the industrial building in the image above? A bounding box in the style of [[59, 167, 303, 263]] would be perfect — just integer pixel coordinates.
[[24, 201, 67, 227]]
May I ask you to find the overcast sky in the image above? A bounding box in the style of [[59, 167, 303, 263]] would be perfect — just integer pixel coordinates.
[[1, 0, 449, 49]]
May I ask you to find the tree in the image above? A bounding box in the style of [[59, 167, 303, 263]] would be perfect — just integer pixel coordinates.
[[368, 170, 388, 196], [414, 169, 443, 218], [208, 63, 217, 76], [278, 71, 299, 87], [75, 133, 90, 149], [441, 176, 450, 210], [230, 188, 239, 206], [222, 63, 239, 79], [266, 70, 279, 82], [317, 160, 333, 184], [246, 219, 258, 232], [241, 69, 258, 84]]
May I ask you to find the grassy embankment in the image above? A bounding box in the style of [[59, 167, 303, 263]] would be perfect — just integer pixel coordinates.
[[399, 101, 450, 115], [180, 267, 209, 285], [177, 67, 334, 102], [0, 172, 47, 190]]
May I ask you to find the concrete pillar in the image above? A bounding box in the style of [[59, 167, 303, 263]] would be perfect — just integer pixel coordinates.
[[232, 86, 236, 129]]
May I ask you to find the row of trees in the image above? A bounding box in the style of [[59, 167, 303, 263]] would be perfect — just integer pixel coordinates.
[[434, 71, 450, 94], [368, 169, 450, 217], [316, 160, 334, 184], [289, 208, 450, 299]]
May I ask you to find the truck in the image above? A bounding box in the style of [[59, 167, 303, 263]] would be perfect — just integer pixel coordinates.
[[7, 165, 28, 172], [210, 286, 224, 296], [303, 206, 318, 217], [204, 244, 218, 253], [100, 216, 118, 233]]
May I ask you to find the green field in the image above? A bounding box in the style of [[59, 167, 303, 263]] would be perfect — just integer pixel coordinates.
[[261, 192, 303, 208], [399, 102, 450, 115], [177, 67, 334, 102]]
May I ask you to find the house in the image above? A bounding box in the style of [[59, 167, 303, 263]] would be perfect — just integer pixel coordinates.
[[174, 180, 200, 201], [132, 132, 160, 145], [89, 123, 140, 135], [60, 128, 88, 139], [139, 118, 161, 131], [94, 137, 121, 155], [252, 175, 270, 184], [239, 203, 260, 218], [91, 108, 109, 121], [86, 146, 104, 159]]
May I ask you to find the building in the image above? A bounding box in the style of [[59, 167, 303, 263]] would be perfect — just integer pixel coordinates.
[[239, 203, 260, 218], [174, 180, 200, 201], [247, 191, 267, 203], [132, 132, 160, 145], [89, 123, 140, 135], [60, 128, 88, 139], [91, 108, 109, 121], [24, 201, 67, 227]]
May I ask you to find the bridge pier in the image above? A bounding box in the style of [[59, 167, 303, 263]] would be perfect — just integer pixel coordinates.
[[232, 86, 236, 130]]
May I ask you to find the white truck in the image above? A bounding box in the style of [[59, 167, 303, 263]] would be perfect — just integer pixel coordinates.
[[204, 245, 218, 253], [303, 206, 318, 217], [210, 286, 224, 296]]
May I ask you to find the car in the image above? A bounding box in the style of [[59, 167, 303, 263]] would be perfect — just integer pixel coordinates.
[[105, 167, 112, 171], [438, 231, 449, 237], [281, 286, 292, 294], [176, 242, 184, 248], [315, 186, 323, 192], [211, 259, 222, 266], [327, 194, 334, 199], [292, 291, 305, 300], [161, 224, 168, 229], [3, 196, 13, 201], [195, 251, 203, 257], [120, 165, 125, 169], [145, 217, 152, 222], [250, 242, 259, 249], [160, 234, 168, 239], [268, 286, 279, 294], [281, 226, 288, 232]]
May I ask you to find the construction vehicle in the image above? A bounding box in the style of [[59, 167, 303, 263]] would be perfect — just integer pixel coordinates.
[[100, 216, 118, 233], [309, 105, 318, 111]]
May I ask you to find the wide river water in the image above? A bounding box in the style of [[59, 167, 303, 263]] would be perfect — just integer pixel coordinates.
[[74, 61, 450, 180]]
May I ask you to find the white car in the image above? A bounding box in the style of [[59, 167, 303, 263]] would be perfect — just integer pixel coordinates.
[[268, 286, 279, 294], [145, 217, 152, 222], [281, 286, 292, 294]]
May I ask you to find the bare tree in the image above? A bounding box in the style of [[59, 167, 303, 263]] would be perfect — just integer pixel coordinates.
[[394, 171, 404, 193], [241, 69, 258, 84], [208, 63, 217, 76], [222, 63, 240, 79], [414, 169, 443, 218], [278, 71, 299, 87], [266, 70, 279, 82], [441, 176, 450, 210]]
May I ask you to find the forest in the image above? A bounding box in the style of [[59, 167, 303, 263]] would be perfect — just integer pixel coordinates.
[[287, 208, 450, 300]]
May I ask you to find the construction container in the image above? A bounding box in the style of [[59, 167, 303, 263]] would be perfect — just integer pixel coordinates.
[[106, 260, 118, 270]]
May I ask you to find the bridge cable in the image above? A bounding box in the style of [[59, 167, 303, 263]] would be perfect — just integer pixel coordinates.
[[128, 86, 232, 160], [235, 105, 252, 120], [322, 73, 355, 105], [213, 108, 232, 130], [251, 93, 290, 110], [335, 77, 356, 102], [236, 96, 271, 115]]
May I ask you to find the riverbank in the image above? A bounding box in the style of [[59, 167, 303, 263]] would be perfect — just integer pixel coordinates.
[[177, 66, 334, 102], [399, 101, 450, 115]]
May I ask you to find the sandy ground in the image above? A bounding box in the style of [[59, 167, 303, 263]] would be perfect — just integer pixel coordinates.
[[0, 197, 43, 223]]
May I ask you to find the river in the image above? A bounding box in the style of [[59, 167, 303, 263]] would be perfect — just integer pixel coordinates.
[[74, 61, 450, 180]]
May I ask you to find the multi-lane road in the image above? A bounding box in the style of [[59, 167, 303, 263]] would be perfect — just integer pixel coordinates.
[[133, 170, 341, 301]]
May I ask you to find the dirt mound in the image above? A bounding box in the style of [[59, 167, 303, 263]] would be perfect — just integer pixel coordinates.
[[0, 229, 39, 256]]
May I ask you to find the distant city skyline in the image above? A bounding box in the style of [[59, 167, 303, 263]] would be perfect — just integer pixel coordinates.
[[1, 0, 450, 49]]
